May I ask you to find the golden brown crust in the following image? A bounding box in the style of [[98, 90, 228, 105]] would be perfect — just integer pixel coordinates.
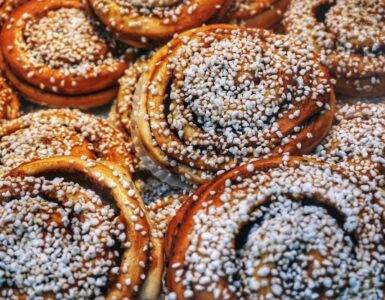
[[164, 182, 208, 258], [165, 156, 385, 299], [102, 161, 164, 300], [0, 0, 27, 26], [283, 0, 385, 97], [109, 57, 150, 172], [334, 74, 385, 98], [0, 109, 135, 175], [0, 75, 19, 120], [1, 156, 160, 299], [88, 0, 233, 48], [130, 24, 335, 185], [226, 0, 291, 29], [112, 58, 148, 142], [0, 0, 134, 108], [1, 60, 119, 108]]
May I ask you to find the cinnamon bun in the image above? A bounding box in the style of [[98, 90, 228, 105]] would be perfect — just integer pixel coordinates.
[[131, 24, 335, 185], [0, 156, 162, 299], [226, 0, 290, 29], [314, 102, 385, 185], [165, 156, 385, 299], [0, 75, 19, 120], [87, 0, 233, 48], [0, 0, 134, 108], [0, 109, 134, 175], [283, 0, 385, 97]]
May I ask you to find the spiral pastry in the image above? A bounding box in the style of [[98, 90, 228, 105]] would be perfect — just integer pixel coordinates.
[[226, 0, 290, 28], [131, 25, 335, 185], [314, 102, 385, 185], [0, 0, 134, 108], [165, 156, 385, 299], [0, 156, 162, 299], [283, 0, 385, 97], [0, 109, 134, 175], [87, 0, 232, 48], [0, 76, 19, 120]]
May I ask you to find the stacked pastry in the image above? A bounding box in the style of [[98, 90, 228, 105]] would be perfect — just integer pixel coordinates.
[[0, 0, 384, 299], [0, 0, 134, 108], [113, 25, 336, 185], [0, 156, 163, 299], [284, 0, 385, 97], [165, 156, 385, 299]]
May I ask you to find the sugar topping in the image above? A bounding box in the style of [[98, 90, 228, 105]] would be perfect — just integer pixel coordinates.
[[314, 102, 385, 185], [0, 77, 18, 121], [148, 193, 188, 238], [0, 109, 133, 174], [167, 159, 385, 299], [0, 176, 125, 298], [115, 57, 149, 142], [284, 0, 385, 79], [95, 0, 192, 23], [0, 0, 24, 25], [136, 27, 333, 183], [20, 7, 125, 77]]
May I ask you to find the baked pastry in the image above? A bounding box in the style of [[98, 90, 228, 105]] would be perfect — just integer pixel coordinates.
[[226, 0, 290, 29], [87, 0, 232, 48], [0, 0, 26, 26], [0, 0, 134, 108], [283, 0, 385, 97], [165, 156, 385, 299], [129, 24, 335, 185], [0, 75, 19, 120], [0, 156, 162, 299], [314, 102, 385, 186], [0, 109, 134, 175]]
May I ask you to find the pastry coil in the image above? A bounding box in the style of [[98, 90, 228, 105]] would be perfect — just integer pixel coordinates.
[[88, 0, 233, 48], [0, 0, 134, 108], [0, 156, 162, 299], [226, 0, 290, 29], [314, 102, 385, 185], [0, 109, 134, 175], [165, 156, 385, 299], [130, 24, 335, 185], [283, 0, 385, 97]]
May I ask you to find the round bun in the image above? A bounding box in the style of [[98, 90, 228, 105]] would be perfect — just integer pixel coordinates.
[[128, 24, 335, 185], [0, 0, 135, 108], [283, 0, 385, 97], [88, 0, 232, 48], [166, 156, 385, 299]]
